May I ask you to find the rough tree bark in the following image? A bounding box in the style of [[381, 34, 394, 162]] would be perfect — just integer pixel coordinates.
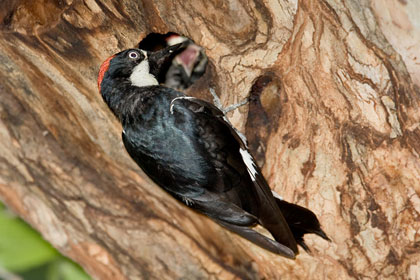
[[0, 0, 419, 279]]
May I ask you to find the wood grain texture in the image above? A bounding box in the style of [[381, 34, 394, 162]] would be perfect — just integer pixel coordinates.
[[0, 0, 419, 279]]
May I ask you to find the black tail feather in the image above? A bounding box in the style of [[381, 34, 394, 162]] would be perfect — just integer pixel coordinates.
[[313, 228, 331, 242], [216, 220, 296, 259], [274, 198, 330, 251]]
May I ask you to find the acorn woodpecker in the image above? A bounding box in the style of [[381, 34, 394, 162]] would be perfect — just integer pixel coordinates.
[[97, 44, 329, 259]]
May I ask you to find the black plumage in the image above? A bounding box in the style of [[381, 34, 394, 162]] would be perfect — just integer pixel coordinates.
[[98, 45, 329, 259]]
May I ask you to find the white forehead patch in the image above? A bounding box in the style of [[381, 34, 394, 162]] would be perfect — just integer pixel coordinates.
[[129, 60, 158, 87]]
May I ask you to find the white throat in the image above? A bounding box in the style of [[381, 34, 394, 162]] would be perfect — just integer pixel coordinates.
[[129, 59, 158, 87]]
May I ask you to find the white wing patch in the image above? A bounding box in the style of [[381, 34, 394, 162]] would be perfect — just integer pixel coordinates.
[[271, 190, 284, 201], [239, 148, 257, 181], [169, 96, 197, 114], [129, 60, 158, 87]]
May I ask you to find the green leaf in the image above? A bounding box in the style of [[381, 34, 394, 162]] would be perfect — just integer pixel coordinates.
[[0, 207, 58, 272], [46, 258, 91, 280]]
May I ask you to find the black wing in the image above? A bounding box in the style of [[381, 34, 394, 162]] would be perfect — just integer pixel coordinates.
[[168, 96, 298, 257], [122, 91, 328, 258], [121, 91, 259, 228]]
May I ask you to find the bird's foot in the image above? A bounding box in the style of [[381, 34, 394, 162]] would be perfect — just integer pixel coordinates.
[[209, 88, 249, 147], [209, 88, 249, 115]]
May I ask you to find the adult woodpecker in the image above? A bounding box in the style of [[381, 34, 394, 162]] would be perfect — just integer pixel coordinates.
[[97, 44, 329, 258]]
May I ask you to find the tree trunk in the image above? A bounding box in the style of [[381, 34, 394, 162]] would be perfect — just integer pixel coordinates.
[[1, 0, 419, 279]]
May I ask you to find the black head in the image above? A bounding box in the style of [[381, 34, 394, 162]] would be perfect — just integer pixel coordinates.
[[97, 43, 183, 93], [98, 49, 147, 86]]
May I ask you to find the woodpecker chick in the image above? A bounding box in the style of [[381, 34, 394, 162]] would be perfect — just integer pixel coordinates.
[[138, 33, 207, 90]]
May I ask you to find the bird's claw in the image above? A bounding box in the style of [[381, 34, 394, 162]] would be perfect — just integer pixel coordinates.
[[209, 88, 249, 115]]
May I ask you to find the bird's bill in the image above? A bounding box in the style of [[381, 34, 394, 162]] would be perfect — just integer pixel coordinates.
[[148, 43, 185, 75]]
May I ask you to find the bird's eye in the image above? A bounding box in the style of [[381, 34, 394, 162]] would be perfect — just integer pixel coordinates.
[[128, 51, 139, 59]]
